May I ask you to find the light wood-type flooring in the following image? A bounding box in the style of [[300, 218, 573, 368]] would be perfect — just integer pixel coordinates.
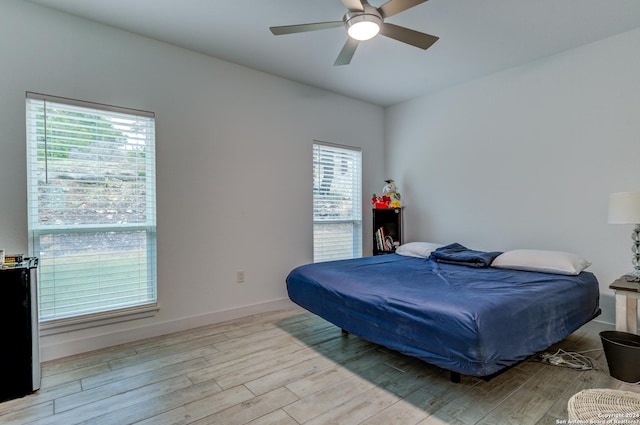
[[1, 305, 638, 425]]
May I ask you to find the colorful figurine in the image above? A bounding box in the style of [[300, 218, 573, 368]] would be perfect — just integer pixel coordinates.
[[382, 179, 401, 208], [371, 193, 390, 208]]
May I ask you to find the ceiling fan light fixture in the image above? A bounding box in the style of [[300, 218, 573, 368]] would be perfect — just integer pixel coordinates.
[[271, 0, 438, 66], [345, 10, 382, 41]]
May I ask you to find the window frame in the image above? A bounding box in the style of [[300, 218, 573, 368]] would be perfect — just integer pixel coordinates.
[[25, 92, 158, 331], [312, 140, 363, 262]]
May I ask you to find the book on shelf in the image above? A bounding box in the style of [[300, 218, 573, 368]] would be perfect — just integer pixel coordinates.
[[376, 227, 395, 252]]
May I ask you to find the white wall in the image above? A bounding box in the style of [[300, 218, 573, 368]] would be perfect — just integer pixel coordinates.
[[385, 27, 640, 324], [0, 0, 385, 360]]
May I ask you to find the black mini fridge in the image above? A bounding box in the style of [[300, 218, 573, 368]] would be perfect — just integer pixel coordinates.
[[0, 258, 40, 402]]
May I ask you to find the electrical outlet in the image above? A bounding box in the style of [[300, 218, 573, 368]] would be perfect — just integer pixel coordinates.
[[236, 270, 245, 284]]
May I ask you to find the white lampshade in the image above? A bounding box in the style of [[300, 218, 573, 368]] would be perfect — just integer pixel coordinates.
[[347, 20, 380, 41], [345, 10, 382, 41], [608, 192, 640, 224]]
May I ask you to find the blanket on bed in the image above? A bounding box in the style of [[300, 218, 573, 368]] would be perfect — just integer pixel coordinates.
[[286, 254, 600, 377], [429, 242, 502, 268]]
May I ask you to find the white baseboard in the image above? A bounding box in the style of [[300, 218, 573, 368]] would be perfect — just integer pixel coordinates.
[[40, 298, 295, 362], [40, 296, 615, 363]]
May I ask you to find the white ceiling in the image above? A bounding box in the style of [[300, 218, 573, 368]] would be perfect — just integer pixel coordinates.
[[28, 0, 640, 106]]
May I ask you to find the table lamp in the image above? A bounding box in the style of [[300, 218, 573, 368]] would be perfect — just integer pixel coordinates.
[[608, 192, 640, 282]]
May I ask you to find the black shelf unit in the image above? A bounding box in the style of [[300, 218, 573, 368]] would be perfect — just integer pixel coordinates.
[[0, 258, 40, 402], [372, 207, 403, 255]]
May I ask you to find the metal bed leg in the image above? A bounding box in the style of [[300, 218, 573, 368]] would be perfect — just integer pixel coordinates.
[[450, 371, 461, 383]]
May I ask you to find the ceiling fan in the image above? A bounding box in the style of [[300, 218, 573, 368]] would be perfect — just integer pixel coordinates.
[[269, 0, 439, 66]]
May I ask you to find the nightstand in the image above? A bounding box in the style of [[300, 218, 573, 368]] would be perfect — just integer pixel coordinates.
[[610, 276, 640, 334]]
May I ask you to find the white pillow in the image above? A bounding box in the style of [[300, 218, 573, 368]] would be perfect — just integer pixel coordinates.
[[491, 249, 591, 275], [395, 242, 443, 258]]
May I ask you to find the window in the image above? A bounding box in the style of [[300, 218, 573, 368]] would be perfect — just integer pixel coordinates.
[[26, 92, 157, 324], [313, 141, 362, 262]]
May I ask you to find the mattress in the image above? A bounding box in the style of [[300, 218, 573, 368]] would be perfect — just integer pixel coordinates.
[[286, 254, 600, 377]]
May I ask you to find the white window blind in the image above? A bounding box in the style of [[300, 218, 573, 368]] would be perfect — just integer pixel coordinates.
[[313, 141, 362, 262], [26, 92, 157, 323]]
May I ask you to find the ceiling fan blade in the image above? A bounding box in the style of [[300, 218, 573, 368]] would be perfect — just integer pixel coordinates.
[[378, 0, 429, 18], [379, 23, 438, 49], [340, 0, 364, 11], [334, 38, 359, 66], [270, 21, 343, 35]]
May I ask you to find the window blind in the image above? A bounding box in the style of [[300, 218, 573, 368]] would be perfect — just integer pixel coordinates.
[[313, 141, 362, 262], [26, 92, 157, 323]]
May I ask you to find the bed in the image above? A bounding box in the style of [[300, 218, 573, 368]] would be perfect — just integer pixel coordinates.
[[285, 244, 600, 380]]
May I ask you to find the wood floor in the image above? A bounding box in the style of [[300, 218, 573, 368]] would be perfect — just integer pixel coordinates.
[[1, 305, 638, 425]]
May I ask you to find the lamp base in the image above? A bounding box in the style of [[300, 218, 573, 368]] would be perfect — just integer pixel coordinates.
[[624, 269, 640, 282]]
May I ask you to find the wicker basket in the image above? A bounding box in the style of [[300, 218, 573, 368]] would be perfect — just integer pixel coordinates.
[[568, 389, 640, 420]]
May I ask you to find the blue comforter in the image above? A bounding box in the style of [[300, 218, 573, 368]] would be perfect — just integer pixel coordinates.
[[286, 254, 600, 377]]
